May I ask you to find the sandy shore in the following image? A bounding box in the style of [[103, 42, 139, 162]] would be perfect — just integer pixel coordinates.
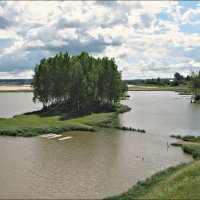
[[0, 84, 32, 91], [128, 85, 167, 91]]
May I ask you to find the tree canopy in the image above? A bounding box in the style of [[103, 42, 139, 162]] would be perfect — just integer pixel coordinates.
[[190, 71, 200, 102], [32, 52, 126, 111]]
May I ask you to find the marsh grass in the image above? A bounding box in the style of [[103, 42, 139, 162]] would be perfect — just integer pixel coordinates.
[[100, 124, 146, 133], [182, 144, 200, 158], [0, 125, 96, 137]]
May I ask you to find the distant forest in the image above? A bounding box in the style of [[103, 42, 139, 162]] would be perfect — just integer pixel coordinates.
[[124, 72, 192, 86], [0, 79, 32, 84]]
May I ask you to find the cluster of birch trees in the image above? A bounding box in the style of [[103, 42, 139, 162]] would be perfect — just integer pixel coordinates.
[[32, 52, 126, 110]]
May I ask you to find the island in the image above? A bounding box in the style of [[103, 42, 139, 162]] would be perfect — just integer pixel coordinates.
[[0, 52, 136, 137]]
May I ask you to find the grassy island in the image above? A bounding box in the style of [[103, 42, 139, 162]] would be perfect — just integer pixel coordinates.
[[0, 103, 131, 137], [0, 52, 136, 137]]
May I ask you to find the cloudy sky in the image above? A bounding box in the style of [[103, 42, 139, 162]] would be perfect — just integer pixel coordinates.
[[0, 1, 199, 80]]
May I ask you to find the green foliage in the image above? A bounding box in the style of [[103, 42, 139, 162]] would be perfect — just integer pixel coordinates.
[[190, 71, 200, 102], [182, 144, 200, 158], [125, 72, 191, 88], [171, 135, 200, 143], [99, 124, 146, 133], [113, 126, 146, 133], [32, 52, 125, 111], [0, 125, 96, 137], [0, 112, 116, 137], [113, 103, 131, 114]]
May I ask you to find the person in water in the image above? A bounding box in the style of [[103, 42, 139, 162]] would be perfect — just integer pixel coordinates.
[[167, 141, 170, 148]]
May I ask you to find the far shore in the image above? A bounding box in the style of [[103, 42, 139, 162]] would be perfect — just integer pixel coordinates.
[[0, 84, 32, 92], [128, 84, 192, 94], [0, 83, 191, 94]]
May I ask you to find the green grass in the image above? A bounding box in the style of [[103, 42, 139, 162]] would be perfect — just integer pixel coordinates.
[[171, 135, 200, 143], [106, 135, 200, 200], [106, 161, 200, 200], [128, 84, 192, 94], [142, 160, 200, 199], [0, 112, 114, 137], [0, 112, 114, 128], [182, 144, 200, 158], [0, 103, 131, 137], [114, 103, 131, 113], [99, 124, 146, 133]]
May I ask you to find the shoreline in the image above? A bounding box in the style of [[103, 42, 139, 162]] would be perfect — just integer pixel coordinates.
[[105, 160, 200, 200], [0, 84, 32, 92], [128, 84, 192, 94], [0, 84, 190, 92], [106, 136, 200, 200], [0, 103, 132, 137]]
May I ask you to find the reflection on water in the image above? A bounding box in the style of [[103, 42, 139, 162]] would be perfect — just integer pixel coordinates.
[[0, 91, 199, 199]]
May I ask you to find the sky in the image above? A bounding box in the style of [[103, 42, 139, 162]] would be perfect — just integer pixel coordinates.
[[0, 1, 199, 80]]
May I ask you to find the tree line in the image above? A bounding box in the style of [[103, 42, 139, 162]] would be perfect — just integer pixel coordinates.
[[32, 52, 126, 111], [190, 71, 200, 102], [124, 72, 192, 86]]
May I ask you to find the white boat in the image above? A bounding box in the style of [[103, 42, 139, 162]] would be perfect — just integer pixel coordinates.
[[58, 136, 73, 141], [39, 133, 55, 138], [47, 134, 62, 139]]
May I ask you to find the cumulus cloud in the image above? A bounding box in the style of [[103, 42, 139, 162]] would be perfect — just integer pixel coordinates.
[[0, 1, 199, 79]]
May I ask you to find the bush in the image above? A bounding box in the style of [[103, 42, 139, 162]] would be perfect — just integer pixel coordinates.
[[0, 125, 96, 137], [171, 135, 200, 143], [182, 144, 200, 158]]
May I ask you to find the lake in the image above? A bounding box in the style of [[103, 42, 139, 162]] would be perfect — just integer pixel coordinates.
[[0, 93, 42, 118], [0, 91, 199, 199]]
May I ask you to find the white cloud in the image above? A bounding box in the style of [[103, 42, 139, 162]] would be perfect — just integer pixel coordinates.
[[0, 1, 199, 79], [182, 8, 200, 25], [189, 60, 200, 67], [0, 70, 33, 79]]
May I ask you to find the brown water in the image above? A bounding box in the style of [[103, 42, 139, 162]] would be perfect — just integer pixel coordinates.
[[0, 93, 42, 118], [0, 91, 198, 199]]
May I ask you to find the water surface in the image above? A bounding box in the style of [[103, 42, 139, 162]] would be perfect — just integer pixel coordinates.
[[0, 91, 198, 199], [0, 93, 42, 118]]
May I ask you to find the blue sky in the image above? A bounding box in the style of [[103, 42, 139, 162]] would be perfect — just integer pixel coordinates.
[[0, 1, 199, 79]]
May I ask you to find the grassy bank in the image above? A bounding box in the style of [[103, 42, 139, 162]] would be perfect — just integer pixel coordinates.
[[99, 124, 146, 133], [171, 135, 200, 143], [106, 160, 200, 200], [106, 135, 200, 200], [0, 103, 131, 137], [128, 84, 192, 94], [182, 144, 200, 158], [0, 112, 113, 137]]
